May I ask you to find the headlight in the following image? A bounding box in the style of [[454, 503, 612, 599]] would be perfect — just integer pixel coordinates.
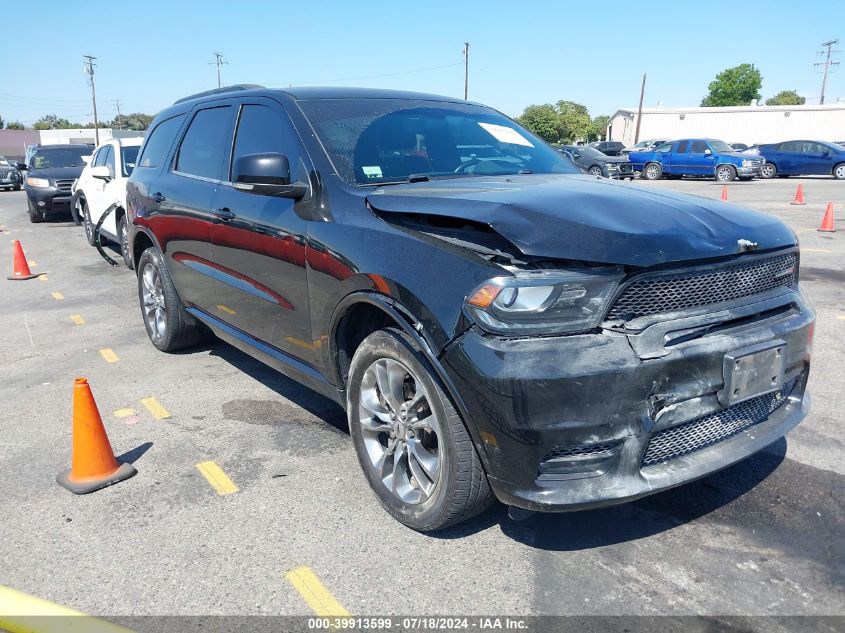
[[741, 159, 750, 167], [465, 268, 624, 335], [26, 177, 50, 188]]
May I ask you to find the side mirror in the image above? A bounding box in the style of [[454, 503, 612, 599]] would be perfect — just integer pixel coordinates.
[[233, 153, 308, 200], [91, 165, 111, 181], [704, 148, 712, 156], [15, 162, 27, 171]]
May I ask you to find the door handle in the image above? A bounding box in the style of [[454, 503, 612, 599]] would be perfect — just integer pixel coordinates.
[[213, 207, 235, 221], [151, 192, 166, 204]]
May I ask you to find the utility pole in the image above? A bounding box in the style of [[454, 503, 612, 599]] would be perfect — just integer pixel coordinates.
[[463, 42, 469, 100], [83, 54, 99, 145], [210, 52, 228, 88], [633, 73, 646, 144], [815, 39, 840, 105], [112, 99, 122, 129]]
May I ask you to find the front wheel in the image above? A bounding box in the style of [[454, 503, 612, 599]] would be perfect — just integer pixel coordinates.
[[715, 164, 736, 182], [347, 328, 493, 531], [643, 162, 662, 180], [27, 198, 43, 223], [587, 165, 603, 177], [137, 247, 205, 352], [760, 163, 777, 179], [833, 163, 845, 180], [81, 203, 97, 246]]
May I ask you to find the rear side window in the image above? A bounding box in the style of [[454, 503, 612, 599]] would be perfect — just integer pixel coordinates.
[[121, 146, 139, 177], [691, 140, 708, 153], [175, 106, 232, 180], [230, 104, 303, 180], [676, 140, 689, 153], [138, 114, 185, 169]]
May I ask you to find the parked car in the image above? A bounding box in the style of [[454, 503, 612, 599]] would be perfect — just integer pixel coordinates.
[[756, 140, 845, 179], [127, 85, 813, 531], [559, 145, 634, 179], [619, 139, 668, 156], [71, 138, 142, 267], [0, 155, 23, 191], [588, 140, 625, 156], [629, 138, 765, 182], [23, 144, 93, 222], [729, 143, 750, 152]]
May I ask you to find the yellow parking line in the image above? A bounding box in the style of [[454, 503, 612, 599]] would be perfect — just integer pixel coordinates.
[[38, 274, 48, 282], [27, 260, 36, 267], [837, 315, 845, 321], [113, 408, 135, 418], [99, 348, 119, 363], [0, 585, 135, 633], [195, 461, 239, 495], [140, 396, 170, 419], [285, 566, 350, 617], [51, 292, 64, 300], [69, 315, 85, 325], [217, 304, 236, 315], [802, 248, 832, 253]]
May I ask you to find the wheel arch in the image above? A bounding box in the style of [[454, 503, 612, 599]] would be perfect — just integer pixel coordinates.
[[131, 226, 161, 271]]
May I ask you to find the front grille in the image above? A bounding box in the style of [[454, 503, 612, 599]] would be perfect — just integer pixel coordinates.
[[0, 170, 9, 179], [618, 163, 633, 173], [641, 376, 798, 468], [55, 179, 74, 192], [607, 252, 798, 321]]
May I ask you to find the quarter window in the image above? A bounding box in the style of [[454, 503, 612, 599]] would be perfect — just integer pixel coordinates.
[[175, 107, 232, 179], [138, 114, 185, 168]]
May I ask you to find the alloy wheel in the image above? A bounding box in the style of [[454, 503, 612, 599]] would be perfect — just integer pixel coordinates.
[[358, 358, 441, 505], [835, 164, 845, 179], [645, 164, 659, 179], [141, 263, 167, 339], [717, 166, 734, 182], [761, 164, 775, 179]]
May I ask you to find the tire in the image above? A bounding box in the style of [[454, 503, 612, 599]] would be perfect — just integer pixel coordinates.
[[715, 164, 736, 182], [137, 247, 204, 352], [587, 165, 603, 177], [81, 203, 97, 246], [13, 184, 21, 191], [738, 176, 753, 181], [760, 163, 777, 179], [118, 213, 134, 269], [70, 193, 84, 225], [643, 162, 662, 180], [833, 163, 845, 180], [27, 197, 43, 223], [347, 328, 493, 531]]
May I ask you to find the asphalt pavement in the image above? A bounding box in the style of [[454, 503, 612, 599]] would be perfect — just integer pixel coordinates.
[[0, 177, 842, 628]]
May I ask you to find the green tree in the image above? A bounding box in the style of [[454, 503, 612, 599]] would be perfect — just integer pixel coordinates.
[[516, 104, 562, 143], [587, 114, 610, 142], [110, 112, 154, 131], [701, 64, 763, 106], [556, 100, 591, 143], [765, 90, 805, 106], [34, 114, 78, 130], [0, 114, 4, 129], [5, 121, 24, 130]]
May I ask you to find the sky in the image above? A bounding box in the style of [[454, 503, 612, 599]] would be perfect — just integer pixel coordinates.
[[2, 1, 843, 126]]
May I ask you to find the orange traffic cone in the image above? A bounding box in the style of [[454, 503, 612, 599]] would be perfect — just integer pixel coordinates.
[[818, 202, 836, 232], [6, 240, 40, 280], [720, 185, 728, 201], [57, 378, 137, 494], [791, 184, 806, 206]]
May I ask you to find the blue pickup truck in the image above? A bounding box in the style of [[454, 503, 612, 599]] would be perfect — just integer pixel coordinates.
[[628, 138, 765, 182]]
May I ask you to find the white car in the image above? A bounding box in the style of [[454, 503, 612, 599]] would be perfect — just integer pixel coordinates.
[[71, 137, 143, 268]]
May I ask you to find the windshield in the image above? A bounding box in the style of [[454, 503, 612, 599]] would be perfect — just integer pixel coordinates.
[[30, 146, 90, 169], [298, 98, 578, 185], [0, 156, 12, 166], [708, 140, 733, 153], [121, 146, 140, 177]]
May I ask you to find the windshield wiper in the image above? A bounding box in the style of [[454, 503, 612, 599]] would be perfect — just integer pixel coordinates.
[[407, 173, 430, 183]]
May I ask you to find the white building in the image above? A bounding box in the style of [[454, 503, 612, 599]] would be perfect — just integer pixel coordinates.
[[607, 104, 845, 147]]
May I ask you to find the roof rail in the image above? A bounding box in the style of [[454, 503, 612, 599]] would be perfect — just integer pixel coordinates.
[[173, 84, 266, 105]]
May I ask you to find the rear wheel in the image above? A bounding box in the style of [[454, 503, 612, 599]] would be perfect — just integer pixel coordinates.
[[833, 163, 845, 180], [643, 162, 662, 180], [715, 164, 736, 182], [118, 214, 134, 269], [760, 163, 777, 179], [347, 328, 493, 531], [137, 247, 204, 352]]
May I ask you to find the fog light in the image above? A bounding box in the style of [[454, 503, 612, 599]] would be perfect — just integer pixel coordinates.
[[37, 201, 46, 207]]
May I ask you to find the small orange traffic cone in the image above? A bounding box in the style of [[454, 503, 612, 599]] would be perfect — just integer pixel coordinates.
[[790, 184, 806, 206], [720, 185, 728, 201], [6, 240, 40, 280], [818, 202, 836, 232], [57, 378, 137, 494]]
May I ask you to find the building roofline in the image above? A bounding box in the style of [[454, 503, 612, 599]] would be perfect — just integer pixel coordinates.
[[613, 103, 845, 115]]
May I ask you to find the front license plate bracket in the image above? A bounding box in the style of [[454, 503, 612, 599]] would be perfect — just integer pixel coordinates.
[[718, 340, 787, 406]]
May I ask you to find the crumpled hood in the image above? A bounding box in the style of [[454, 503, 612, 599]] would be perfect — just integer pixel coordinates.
[[367, 174, 796, 267]]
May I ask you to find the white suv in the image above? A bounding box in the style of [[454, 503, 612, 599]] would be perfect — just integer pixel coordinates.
[[71, 137, 143, 268]]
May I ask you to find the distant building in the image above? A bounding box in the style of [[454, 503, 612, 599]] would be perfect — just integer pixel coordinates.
[[0, 128, 145, 161], [607, 104, 845, 147]]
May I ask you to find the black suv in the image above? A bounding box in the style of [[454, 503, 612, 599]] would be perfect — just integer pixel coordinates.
[[127, 86, 814, 531], [589, 140, 626, 156], [24, 144, 92, 222]]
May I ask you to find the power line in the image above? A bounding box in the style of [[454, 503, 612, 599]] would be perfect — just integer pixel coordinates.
[[209, 51, 228, 88], [267, 61, 463, 87], [815, 39, 840, 105], [83, 54, 100, 145]]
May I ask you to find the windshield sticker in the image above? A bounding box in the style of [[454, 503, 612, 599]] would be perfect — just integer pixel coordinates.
[[362, 165, 383, 179], [477, 123, 534, 148]]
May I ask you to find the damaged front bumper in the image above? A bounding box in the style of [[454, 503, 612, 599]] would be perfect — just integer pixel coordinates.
[[442, 288, 814, 512]]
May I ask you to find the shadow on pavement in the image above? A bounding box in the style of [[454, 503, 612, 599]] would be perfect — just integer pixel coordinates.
[[117, 441, 153, 465]]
